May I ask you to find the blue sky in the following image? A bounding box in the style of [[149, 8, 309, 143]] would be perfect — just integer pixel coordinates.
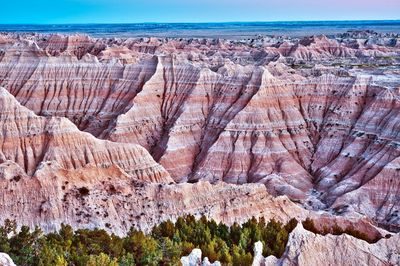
[[1, 0, 399, 24]]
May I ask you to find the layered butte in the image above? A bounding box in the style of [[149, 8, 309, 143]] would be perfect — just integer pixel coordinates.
[[0, 32, 399, 233]]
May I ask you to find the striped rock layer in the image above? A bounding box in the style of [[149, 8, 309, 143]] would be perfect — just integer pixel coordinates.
[[0, 32, 399, 232]]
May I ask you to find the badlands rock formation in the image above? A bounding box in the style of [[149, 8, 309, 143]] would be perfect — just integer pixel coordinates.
[[257, 223, 400, 266], [0, 83, 313, 233], [0, 84, 382, 237], [0, 253, 16, 266], [0, 87, 170, 183], [0, 31, 399, 235], [181, 249, 221, 266]]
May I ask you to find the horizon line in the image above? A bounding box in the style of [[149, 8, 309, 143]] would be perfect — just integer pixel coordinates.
[[1, 19, 400, 26]]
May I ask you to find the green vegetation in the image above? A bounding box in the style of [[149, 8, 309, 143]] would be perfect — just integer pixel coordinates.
[[0, 216, 298, 266], [0, 216, 382, 265]]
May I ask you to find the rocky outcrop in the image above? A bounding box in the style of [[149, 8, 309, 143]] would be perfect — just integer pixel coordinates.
[[252, 241, 266, 266], [0, 253, 16, 266], [257, 223, 400, 265], [181, 249, 221, 266]]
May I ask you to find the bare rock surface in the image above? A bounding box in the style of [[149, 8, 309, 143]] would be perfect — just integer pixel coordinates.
[[0, 89, 314, 233], [0, 253, 16, 266], [0, 74, 383, 237], [181, 249, 221, 266], [258, 223, 400, 266], [0, 87, 170, 183]]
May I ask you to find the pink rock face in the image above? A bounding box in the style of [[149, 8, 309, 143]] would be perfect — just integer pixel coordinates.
[[258, 223, 400, 266], [0, 32, 399, 232], [0, 87, 171, 183], [0, 86, 315, 234]]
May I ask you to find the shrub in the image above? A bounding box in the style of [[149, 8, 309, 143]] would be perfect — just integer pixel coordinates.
[[78, 187, 90, 196]]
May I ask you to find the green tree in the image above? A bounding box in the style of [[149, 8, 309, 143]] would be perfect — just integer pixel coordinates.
[[273, 228, 288, 257], [9, 225, 42, 266], [180, 241, 195, 256], [159, 237, 181, 265], [204, 238, 231, 264], [119, 253, 135, 266], [230, 222, 242, 246], [124, 229, 162, 266], [37, 245, 63, 266], [238, 227, 251, 251], [86, 253, 118, 266], [0, 219, 16, 253], [216, 222, 230, 243], [152, 220, 175, 239], [192, 222, 212, 246], [55, 255, 68, 266], [302, 218, 318, 233], [284, 218, 298, 233], [201, 240, 218, 262], [232, 245, 252, 266]]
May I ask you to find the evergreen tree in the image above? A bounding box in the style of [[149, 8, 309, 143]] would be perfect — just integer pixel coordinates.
[[86, 253, 118, 266], [54, 255, 68, 266], [119, 253, 135, 266], [159, 237, 181, 265], [0, 219, 16, 253]]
